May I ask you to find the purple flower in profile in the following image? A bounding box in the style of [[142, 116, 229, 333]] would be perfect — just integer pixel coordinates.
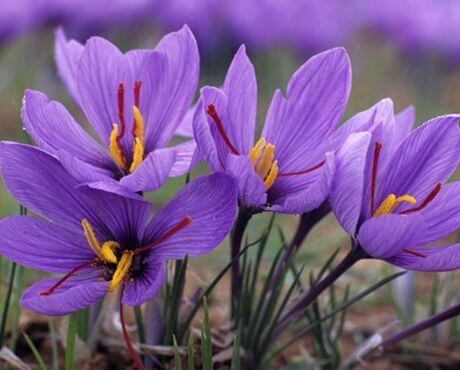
[[21, 26, 199, 197], [193, 46, 352, 214], [0, 142, 237, 315], [330, 114, 460, 271]]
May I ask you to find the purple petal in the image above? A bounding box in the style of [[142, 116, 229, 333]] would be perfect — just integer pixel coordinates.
[[21, 274, 107, 316], [328, 98, 395, 150], [226, 154, 267, 208], [417, 182, 460, 245], [57, 150, 114, 183], [269, 152, 335, 214], [22, 90, 112, 168], [55, 28, 84, 102], [75, 36, 124, 145], [262, 47, 351, 170], [123, 258, 165, 306], [119, 147, 176, 192], [389, 243, 460, 272], [222, 45, 257, 154], [394, 105, 415, 146], [330, 132, 371, 235], [377, 115, 460, 208], [174, 107, 195, 138], [200, 86, 235, 167], [0, 216, 94, 273], [142, 173, 237, 259], [168, 140, 199, 177], [0, 142, 151, 241], [357, 214, 426, 259], [193, 99, 223, 172], [144, 25, 199, 150]]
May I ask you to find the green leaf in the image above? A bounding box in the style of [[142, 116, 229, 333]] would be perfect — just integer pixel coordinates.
[[173, 335, 183, 370], [24, 332, 50, 370], [48, 318, 60, 370], [261, 271, 407, 367], [0, 262, 17, 348], [201, 298, 213, 370], [187, 333, 195, 370], [230, 328, 241, 370], [66, 313, 78, 370], [134, 306, 145, 344], [178, 236, 262, 340]]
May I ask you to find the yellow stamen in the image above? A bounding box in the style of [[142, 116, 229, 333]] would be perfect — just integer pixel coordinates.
[[129, 138, 144, 173], [264, 161, 278, 190], [82, 219, 104, 260], [109, 124, 127, 170], [249, 138, 267, 165], [132, 106, 145, 142], [129, 106, 145, 173], [108, 251, 133, 292], [373, 194, 416, 217], [101, 241, 120, 264], [257, 143, 275, 179]]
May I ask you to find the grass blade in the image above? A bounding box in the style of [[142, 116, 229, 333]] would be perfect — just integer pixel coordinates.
[[173, 335, 183, 370], [201, 298, 213, 370], [66, 313, 78, 370], [24, 332, 50, 370], [188, 333, 195, 370]]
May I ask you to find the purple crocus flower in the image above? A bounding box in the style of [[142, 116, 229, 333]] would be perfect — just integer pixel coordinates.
[[193, 46, 352, 214], [330, 114, 460, 271], [0, 142, 236, 314], [21, 26, 199, 197]]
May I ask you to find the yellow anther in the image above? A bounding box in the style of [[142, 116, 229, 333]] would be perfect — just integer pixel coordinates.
[[109, 124, 127, 170], [249, 138, 267, 165], [132, 106, 145, 142], [101, 241, 120, 264], [108, 251, 133, 292], [264, 161, 278, 190], [257, 143, 275, 180], [129, 137, 144, 173], [373, 194, 417, 217], [82, 219, 104, 260], [128, 106, 146, 173]]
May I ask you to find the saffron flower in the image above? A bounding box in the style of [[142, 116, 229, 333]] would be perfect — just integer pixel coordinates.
[[21, 26, 199, 196], [330, 115, 460, 271], [193, 46, 352, 214], [0, 142, 237, 315]]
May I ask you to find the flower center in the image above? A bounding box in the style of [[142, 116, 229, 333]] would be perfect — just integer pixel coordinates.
[[39, 216, 192, 296], [369, 141, 443, 259], [109, 81, 145, 173], [206, 104, 325, 190]]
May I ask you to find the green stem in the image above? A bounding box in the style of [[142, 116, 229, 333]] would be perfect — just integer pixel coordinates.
[[0, 262, 17, 348]]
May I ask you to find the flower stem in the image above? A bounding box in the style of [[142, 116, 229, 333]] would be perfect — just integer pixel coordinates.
[[0, 262, 17, 348], [230, 207, 253, 317], [269, 204, 329, 290], [275, 245, 366, 335], [380, 301, 460, 350]]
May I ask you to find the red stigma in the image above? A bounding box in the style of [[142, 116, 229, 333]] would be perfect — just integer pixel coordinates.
[[40, 259, 97, 296], [134, 216, 193, 255], [117, 83, 127, 140], [131, 80, 142, 137], [403, 248, 427, 259], [400, 183, 442, 215], [370, 142, 382, 215], [206, 104, 239, 155], [278, 160, 326, 177], [120, 282, 144, 370]]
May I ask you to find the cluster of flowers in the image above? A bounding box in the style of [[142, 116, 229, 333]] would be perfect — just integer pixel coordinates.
[[4, 0, 460, 60], [0, 26, 459, 366]]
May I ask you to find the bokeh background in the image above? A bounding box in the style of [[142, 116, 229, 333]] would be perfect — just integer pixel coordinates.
[[1, 1, 460, 368]]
